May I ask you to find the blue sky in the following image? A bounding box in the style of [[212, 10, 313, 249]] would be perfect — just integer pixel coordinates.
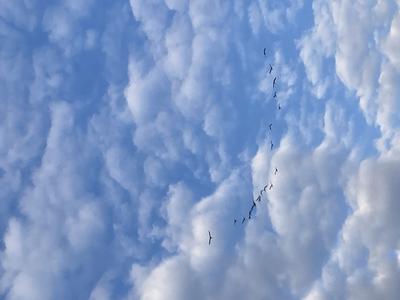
[[1, 0, 400, 299]]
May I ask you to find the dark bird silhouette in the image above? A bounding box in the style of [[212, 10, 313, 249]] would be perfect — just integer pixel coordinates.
[[264, 48, 267, 56], [269, 123, 272, 131], [269, 182, 274, 190], [269, 64, 273, 74], [273, 91, 277, 98], [270, 141, 274, 150], [278, 103, 281, 110], [273, 77, 277, 88], [242, 217, 246, 224], [249, 200, 257, 219], [274, 167, 278, 175], [234, 219, 237, 225], [263, 184, 268, 192], [208, 231, 212, 245], [256, 195, 261, 202]]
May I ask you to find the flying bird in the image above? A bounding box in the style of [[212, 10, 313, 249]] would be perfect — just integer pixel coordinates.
[[234, 219, 237, 225], [278, 104, 281, 110], [274, 167, 278, 175], [263, 184, 268, 192], [269, 123, 272, 131], [270, 141, 274, 150], [256, 195, 261, 202], [269, 182, 274, 190], [242, 217, 246, 224], [273, 91, 277, 98], [273, 77, 277, 88], [249, 200, 257, 219], [269, 64, 273, 74], [208, 231, 212, 245]]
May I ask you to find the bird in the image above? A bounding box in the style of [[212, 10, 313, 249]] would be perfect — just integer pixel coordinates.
[[264, 48, 267, 56], [269, 182, 274, 190], [273, 77, 277, 88], [234, 219, 237, 225], [208, 231, 212, 245], [263, 184, 268, 192], [268, 123, 272, 131], [260, 189, 264, 195], [270, 141, 274, 150], [278, 104, 281, 110], [273, 91, 277, 98], [242, 217, 246, 224], [274, 167, 278, 175], [269, 64, 273, 74], [249, 200, 257, 218], [256, 195, 261, 202]]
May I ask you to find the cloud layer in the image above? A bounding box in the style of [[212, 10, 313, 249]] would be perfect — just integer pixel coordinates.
[[0, 0, 399, 299]]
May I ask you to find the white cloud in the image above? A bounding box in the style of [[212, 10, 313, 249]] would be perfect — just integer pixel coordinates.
[[1, 0, 399, 299], [298, 1, 336, 98], [305, 155, 400, 300], [383, 11, 400, 71], [300, 0, 400, 147]]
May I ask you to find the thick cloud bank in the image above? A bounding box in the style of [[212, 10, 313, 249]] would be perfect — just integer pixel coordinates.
[[0, 0, 399, 299]]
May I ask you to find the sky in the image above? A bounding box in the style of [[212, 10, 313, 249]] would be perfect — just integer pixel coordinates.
[[1, 0, 400, 299]]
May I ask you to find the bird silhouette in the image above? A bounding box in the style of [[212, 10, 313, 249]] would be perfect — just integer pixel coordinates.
[[242, 217, 246, 224], [269, 64, 273, 74], [263, 184, 268, 192], [269, 123, 272, 131], [274, 167, 278, 175], [278, 103, 281, 110], [269, 182, 274, 190], [264, 48, 267, 56], [208, 231, 212, 245], [273, 91, 277, 98], [273, 77, 277, 88], [234, 219, 237, 225], [270, 141, 274, 150], [249, 200, 257, 219]]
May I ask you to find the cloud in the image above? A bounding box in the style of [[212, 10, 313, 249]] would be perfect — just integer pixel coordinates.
[[1, 0, 399, 299], [0, 102, 115, 299], [300, 0, 400, 147], [305, 155, 400, 300], [0, 0, 37, 32]]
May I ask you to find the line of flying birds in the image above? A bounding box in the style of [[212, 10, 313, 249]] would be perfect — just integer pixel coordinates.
[[208, 48, 281, 245]]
